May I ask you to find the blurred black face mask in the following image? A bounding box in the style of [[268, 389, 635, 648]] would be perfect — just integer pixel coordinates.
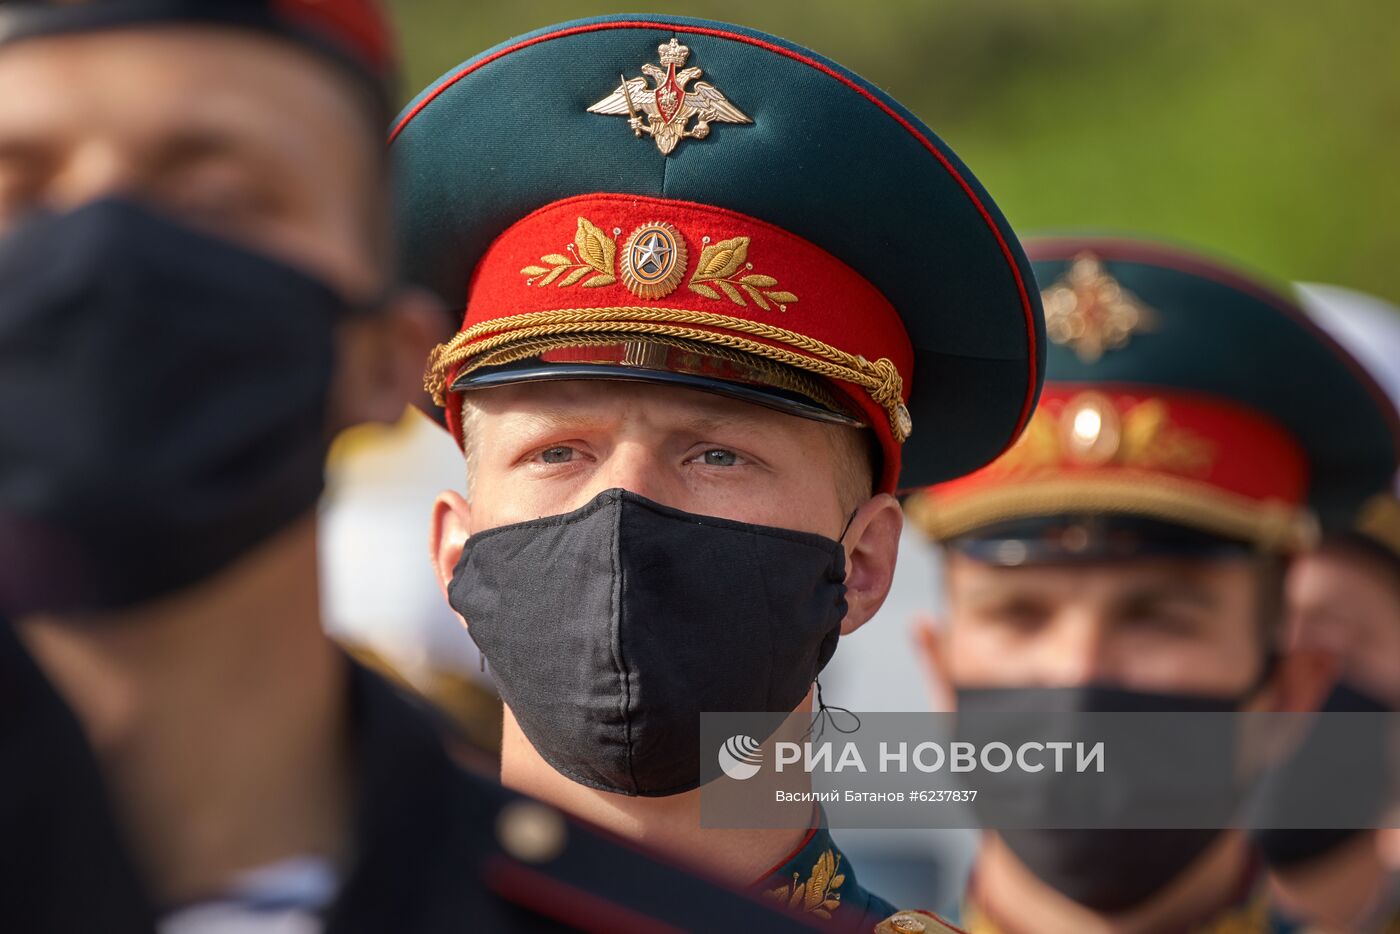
[[0, 198, 347, 614], [448, 488, 848, 797], [1250, 680, 1393, 869], [956, 684, 1254, 914]]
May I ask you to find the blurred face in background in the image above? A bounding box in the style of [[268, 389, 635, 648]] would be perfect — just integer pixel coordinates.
[[1287, 540, 1400, 708], [0, 24, 435, 443], [0, 26, 384, 299], [0, 22, 437, 628], [934, 554, 1275, 701]]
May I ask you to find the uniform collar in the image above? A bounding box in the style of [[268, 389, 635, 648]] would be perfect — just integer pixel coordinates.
[[753, 819, 896, 930], [960, 858, 1302, 934], [322, 655, 463, 933]]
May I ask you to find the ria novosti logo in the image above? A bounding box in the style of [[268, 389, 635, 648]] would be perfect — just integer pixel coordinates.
[[718, 734, 763, 780], [716, 733, 1106, 780]]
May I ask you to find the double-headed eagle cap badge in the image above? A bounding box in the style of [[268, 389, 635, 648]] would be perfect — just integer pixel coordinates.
[[589, 38, 751, 154]]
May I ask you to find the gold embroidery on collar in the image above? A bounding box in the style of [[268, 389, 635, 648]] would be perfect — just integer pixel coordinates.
[[763, 848, 846, 920]]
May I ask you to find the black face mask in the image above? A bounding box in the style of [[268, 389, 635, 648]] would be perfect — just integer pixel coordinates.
[[0, 198, 348, 614], [448, 488, 848, 797], [956, 684, 1250, 914], [1250, 680, 1393, 869]]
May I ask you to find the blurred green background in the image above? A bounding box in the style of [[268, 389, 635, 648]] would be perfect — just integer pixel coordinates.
[[388, 1, 1400, 303]]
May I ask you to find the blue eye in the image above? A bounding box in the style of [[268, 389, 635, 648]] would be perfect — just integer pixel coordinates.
[[540, 446, 574, 464], [702, 449, 739, 467]]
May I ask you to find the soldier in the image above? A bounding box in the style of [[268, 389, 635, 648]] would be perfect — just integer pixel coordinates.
[[0, 3, 825, 931], [904, 238, 1399, 933], [1257, 289, 1400, 931], [1264, 493, 1400, 932], [394, 14, 1043, 932]]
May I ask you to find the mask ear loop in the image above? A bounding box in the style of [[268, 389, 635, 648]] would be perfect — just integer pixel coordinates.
[[805, 508, 865, 743], [837, 507, 859, 544], [1236, 648, 1280, 708], [805, 680, 863, 743]]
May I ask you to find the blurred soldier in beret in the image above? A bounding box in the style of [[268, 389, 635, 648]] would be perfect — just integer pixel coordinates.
[[906, 239, 1399, 933], [394, 14, 1044, 931], [0, 3, 824, 931]]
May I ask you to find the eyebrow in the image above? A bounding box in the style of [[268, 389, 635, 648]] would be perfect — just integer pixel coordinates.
[[956, 575, 1221, 610], [958, 580, 1058, 606], [0, 135, 46, 157], [147, 126, 269, 173], [497, 395, 791, 437], [1116, 583, 1219, 610], [671, 407, 787, 437], [501, 405, 612, 435]]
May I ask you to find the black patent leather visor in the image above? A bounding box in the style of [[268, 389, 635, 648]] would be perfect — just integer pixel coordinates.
[[449, 334, 866, 429]]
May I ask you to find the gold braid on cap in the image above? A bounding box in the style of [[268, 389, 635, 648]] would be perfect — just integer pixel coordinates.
[[904, 476, 1318, 553], [468, 332, 859, 419], [1356, 493, 1400, 560], [424, 307, 912, 442]]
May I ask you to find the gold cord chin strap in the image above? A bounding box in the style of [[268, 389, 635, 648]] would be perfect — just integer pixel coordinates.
[[424, 307, 913, 442]]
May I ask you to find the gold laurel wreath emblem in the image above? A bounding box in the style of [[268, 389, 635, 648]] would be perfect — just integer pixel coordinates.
[[518, 218, 799, 312], [520, 217, 617, 289], [992, 395, 1216, 477], [763, 849, 845, 920], [687, 235, 799, 311]]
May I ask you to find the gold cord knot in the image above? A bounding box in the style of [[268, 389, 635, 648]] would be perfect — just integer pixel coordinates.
[[867, 357, 910, 443]]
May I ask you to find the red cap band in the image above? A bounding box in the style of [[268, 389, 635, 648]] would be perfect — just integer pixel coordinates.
[[911, 384, 1314, 549], [273, 0, 395, 75], [948, 385, 1308, 502], [428, 193, 914, 491]]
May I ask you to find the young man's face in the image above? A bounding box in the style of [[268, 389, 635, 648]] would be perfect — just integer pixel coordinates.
[[460, 379, 861, 539], [432, 378, 903, 638], [938, 554, 1271, 698], [0, 26, 382, 299], [1287, 543, 1400, 706], [0, 25, 436, 433]]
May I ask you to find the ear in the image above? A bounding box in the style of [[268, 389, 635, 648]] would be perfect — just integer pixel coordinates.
[[911, 612, 957, 711], [1380, 828, 1400, 871], [1256, 644, 1338, 713], [330, 286, 445, 428], [838, 493, 903, 635], [430, 489, 473, 624]]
